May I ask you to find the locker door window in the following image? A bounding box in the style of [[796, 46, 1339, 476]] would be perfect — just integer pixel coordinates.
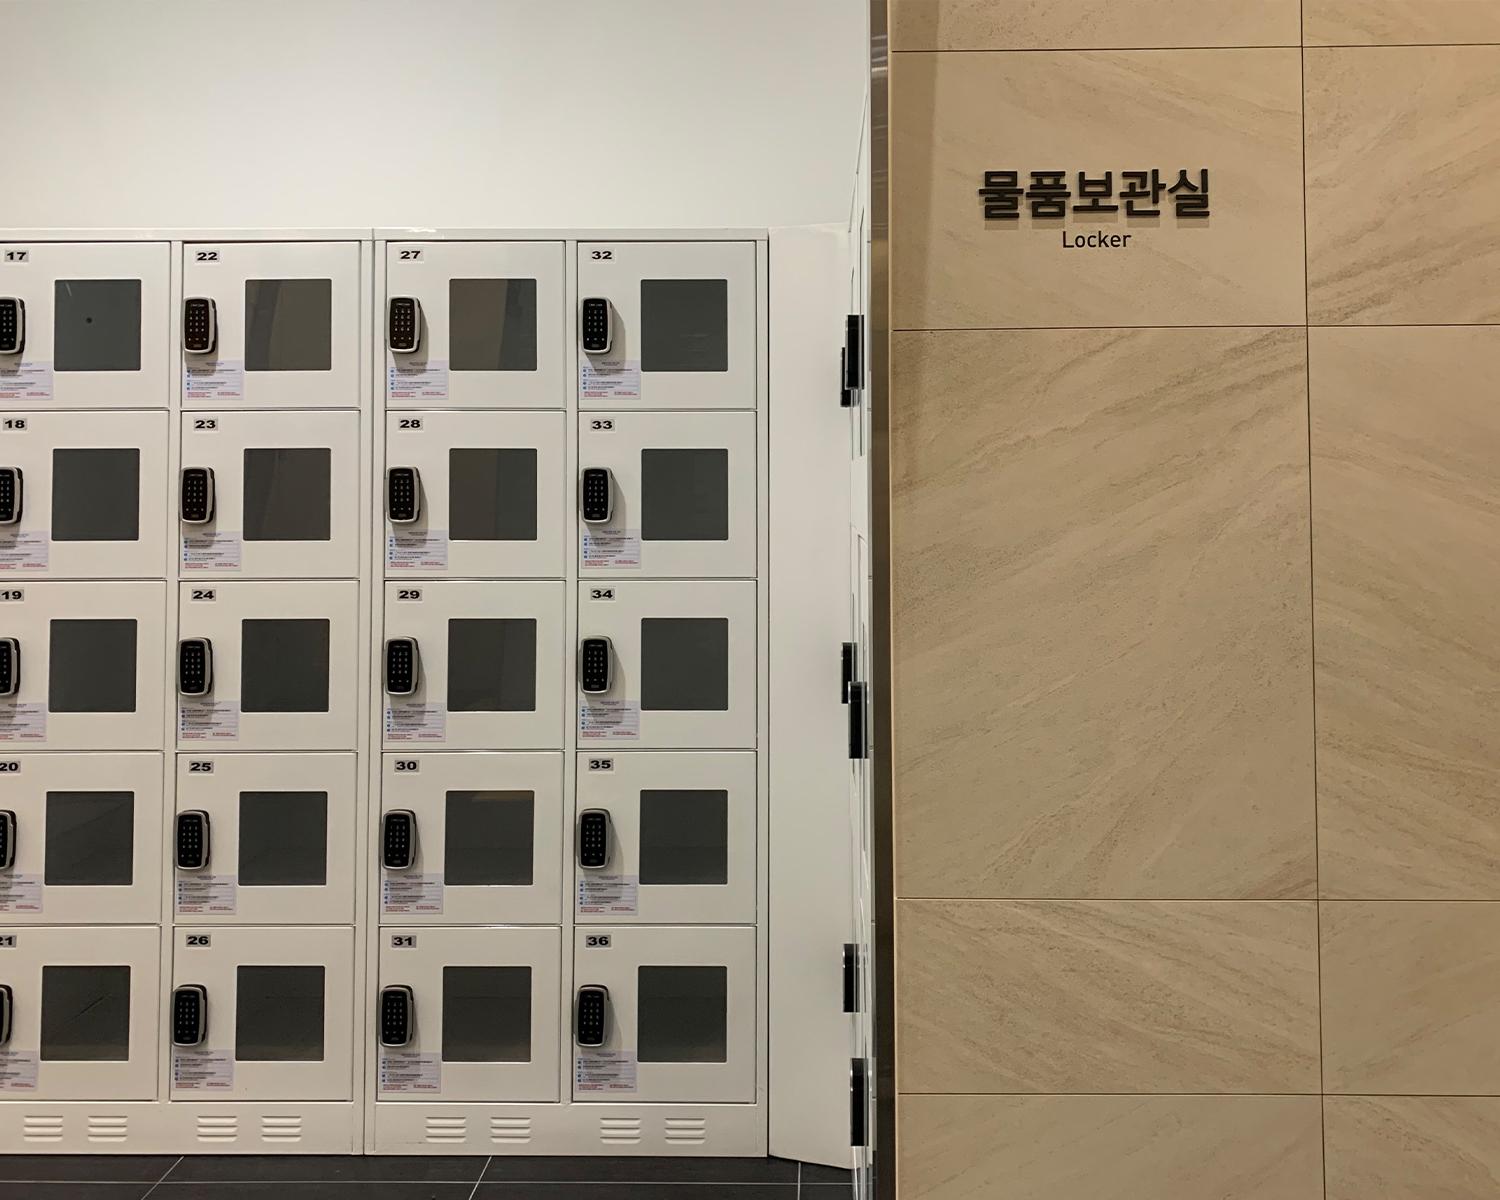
[[641, 448, 728, 542], [53, 280, 141, 372], [449, 278, 538, 372], [244, 280, 332, 372], [444, 790, 534, 886], [238, 791, 328, 886], [235, 965, 324, 1061], [44, 791, 134, 886], [40, 965, 131, 1061], [449, 448, 537, 542], [640, 618, 728, 711], [50, 449, 140, 542], [240, 619, 329, 712], [442, 965, 531, 1062], [640, 280, 728, 373], [637, 965, 727, 1063], [48, 619, 137, 713], [243, 448, 331, 542], [447, 618, 536, 713], [638, 790, 728, 886]]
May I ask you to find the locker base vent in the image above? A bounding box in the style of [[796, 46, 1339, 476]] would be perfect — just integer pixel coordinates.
[[262, 1114, 303, 1144], [87, 1114, 129, 1144], [424, 1115, 467, 1145], [196, 1113, 238, 1144], [490, 1116, 532, 1146], [665, 1116, 709, 1147], [599, 1116, 643, 1147], [22, 1114, 64, 1144]]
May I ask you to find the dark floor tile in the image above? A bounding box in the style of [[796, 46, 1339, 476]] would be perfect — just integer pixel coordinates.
[[474, 1187, 794, 1200], [801, 1162, 857, 1183], [0, 1186, 152, 1200], [165, 1157, 486, 1183], [154, 1185, 475, 1200], [0, 1157, 175, 1183], [482, 1157, 797, 1184]]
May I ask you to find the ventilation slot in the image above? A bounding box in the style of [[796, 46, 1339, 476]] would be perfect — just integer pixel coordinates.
[[664, 1116, 709, 1146], [599, 1115, 643, 1146], [87, 1114, 129, 1144], [261, 1114, 303, 1144], [195, 1113, 239, 1144], [22, 1114, 65, 1144], [424, 1115, 468, 1145], [489, 1116, 532, 1146]]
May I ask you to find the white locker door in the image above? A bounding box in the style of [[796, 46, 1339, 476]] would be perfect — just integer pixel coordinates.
[[578, 411, 756, 578], [384, 241, 565, 410], [177, 581, 359, 751], [179, 410, 361, 579], [0, 753, 163, 925], [577, 580, 756, 749], [574, 752, 755, 925], [0, 411, 169, 578], [576, 242, 757, 410], [378, 752, 562, 924], [382, 581, 564, 751], [173, 753, 356, 925], [169, 925, 354, 1101], [0, 241, 170, 410], [571, 926, 756, 1103], [0, 925, 161, 1100], [383, 410, 565, 579], [181, 242, 361, 409], [0, 581, 166, 750], [375, 926, 561, 1102]]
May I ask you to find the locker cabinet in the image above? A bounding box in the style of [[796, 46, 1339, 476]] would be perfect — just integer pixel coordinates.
[[176, 580, 360, 751], [0, 242, 170, 410], [0, 925, 161, 1100], [576, 242, 757, 411], [173, 753, 356, 924], [571, 926, 756, 1103], [576, 580, 757, 748], [0, 411, 169, 578], [574, 752, 755, 925], [181, 241, 362, 409], [384, 241, 565, 410], [0, 581, 166, 750], [375, 925, 561, 1102], [383, 410, 565, 579], [179, 410, 361, 578], [378, 752, 562, 924], [169, 925, 354, 1102], [0, 753, 163, 925], [382, 581, 564, 751], [577, 411, 756, 578]]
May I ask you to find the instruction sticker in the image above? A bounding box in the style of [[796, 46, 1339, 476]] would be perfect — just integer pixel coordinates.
[[0, 532, 48, 572], [184, 358, 244, 402], [388, 359, 449, 402], [385, 702, 447, 743], [582, 527, 641, 570], [379, 1050, 441, 1093], [580, 359, 641, 401], [0, 1049, 39, 1091], [172, 1046, 234, 1091], [0, 362, 53, 402], [387, 529, 448, 571], [579, 699, 640, 741], [0, 875, 42, 914], [382, 872, 444, 915], [575, 1048, 637, 1094], [179, 700, 240, 742], [0, 704, 46, 742], [182, 531, 242, 571], [577, 872, 638, 917], [176, 873, 237, 915]]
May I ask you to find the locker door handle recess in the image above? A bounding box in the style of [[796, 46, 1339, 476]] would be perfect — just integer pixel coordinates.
[[385, 638, 420, 696], [180, 468, 215, 525], [171, 984, 207, 1047], [575, 985, 609, 1047], [386, 467, 421, 524], [579, 637, 612, 695], [580, 468, 613, 524], [175, 810, 210, 871], [0, 985, 11, 1046], [379, 985, 415, 1047], [388, 297, 421, 354], [0, 810, 15, 871], [182, 297, 217, 354], [0, 467, 22, 525], [577, 808, 611, 869], [0, 298, 23, 356], [382, 809, 417, 870], [0, 637, 19, 698], [580, 297, 613, 354], [178, 638, 213, 697]]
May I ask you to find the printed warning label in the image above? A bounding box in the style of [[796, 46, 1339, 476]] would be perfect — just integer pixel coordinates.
[[575, 1048, 637, 1093], [0, 704, 46, 743], [577, 872, 639, 917], [382, 872, 444, 915], [176, 873, 237, 915], [388, 359, 449, 402], [172, 1046, 234, 1091], [379, 1050, 442, 1093], [0, 532, 48, 571], [385, 702, 446, 743], [580, 359, 641, 401], [0, 1049, 39, 1091], [182, 531, 242, 571], [0, 875, 42, 914], [387, 530, 448, 571], [579, 698, 640, 741], [582, 527, 642, 570], [0, 361, 53, 402], [179, 699, 240, 742], [184, 358, 244, 402]]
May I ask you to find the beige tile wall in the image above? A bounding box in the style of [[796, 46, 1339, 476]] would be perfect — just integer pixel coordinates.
[[890, 3, 1500, 1196]]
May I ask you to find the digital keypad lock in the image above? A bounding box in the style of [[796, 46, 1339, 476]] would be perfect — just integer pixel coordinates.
[[385, 638, 420, 696], [575, 984, 610, 1048], [0, 638, 19, 698], [178, 638, 213, 697], [180, 467, 215, 525], [387, 467, 421, 524], [579, 637, 613, 695], [0, 467, 21, 525], [0, 298, 23, 356], [175, 810, 211, 871], [578, 808, 612, 870], [580, 468, 613, 524], [382, 809, 417, 870], [171, 984, 208, 1047], [580, 297, 613, 354], [379, 985, 415, 1047], [183, 297, 217, 354], [0, 985, 12, 1046], [388, 297, 422, 354], [0, 810, 15, 871]]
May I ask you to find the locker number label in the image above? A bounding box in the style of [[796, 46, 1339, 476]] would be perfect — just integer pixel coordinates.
[[0, 590, 23, 602], [390, 934, 417, 948], [396, 588, 422, 601], [587, 757, 614, 772], [190, 589, 216, 601], [187, 760, 214, 773], [397, 249, 423, 261], [2, 250, 28, 262], [589, 419, 614, 431], [397, 418, 422, 430], [588, 587, 615, 601], [194, 250, 220, 262], [185, 934, 211, 947], [1, 419, 26, 430], [584, 934, 612, 948], [192, 419, 218, 431], [0, 935, 16, 948], [0, 762, 17, 773], [590, 250, 614, 260], [393, 759, 419, 772]]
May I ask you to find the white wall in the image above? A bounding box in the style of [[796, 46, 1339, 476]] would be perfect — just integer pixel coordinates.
[[1, 0, 866, 230]]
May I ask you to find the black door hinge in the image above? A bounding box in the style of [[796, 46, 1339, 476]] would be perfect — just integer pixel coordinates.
[[848, 681, 867, 760], [842, 943, 861, 1013], [850, 1057, 869, 1147], [840, 314, 864, 407]]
